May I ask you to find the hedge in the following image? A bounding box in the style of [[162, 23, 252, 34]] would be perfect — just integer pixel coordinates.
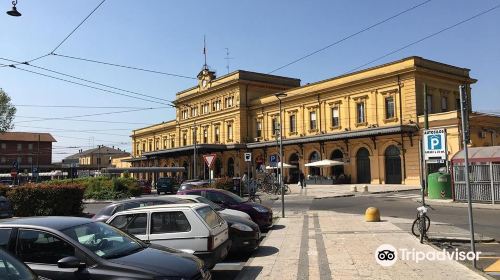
[[6, 183, 85, 217]]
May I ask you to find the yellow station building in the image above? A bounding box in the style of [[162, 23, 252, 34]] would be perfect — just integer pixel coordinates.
[[128, 56, 500, 185]]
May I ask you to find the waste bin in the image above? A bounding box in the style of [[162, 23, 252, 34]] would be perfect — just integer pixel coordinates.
[[427, 172, 452, 199], [232, 177, 241, 195]]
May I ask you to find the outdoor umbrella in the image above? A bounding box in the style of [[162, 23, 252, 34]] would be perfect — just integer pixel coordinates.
[[265, 162, 296, 170], [304, 159, 345, 167]]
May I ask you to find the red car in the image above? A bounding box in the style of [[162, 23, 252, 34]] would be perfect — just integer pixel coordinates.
[[137, 180, 152, 194]]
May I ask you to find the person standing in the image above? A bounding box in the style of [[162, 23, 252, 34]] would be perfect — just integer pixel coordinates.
[[299, 171, 305, 189]]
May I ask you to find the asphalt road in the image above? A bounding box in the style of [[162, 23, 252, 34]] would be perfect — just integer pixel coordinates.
[[309, 191, 500, 241]]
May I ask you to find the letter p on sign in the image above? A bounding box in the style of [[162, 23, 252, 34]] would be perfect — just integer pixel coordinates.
[[428, 134, 442, 150]]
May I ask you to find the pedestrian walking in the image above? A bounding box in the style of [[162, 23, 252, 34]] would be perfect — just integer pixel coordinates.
[[299, 171, 305, 189]]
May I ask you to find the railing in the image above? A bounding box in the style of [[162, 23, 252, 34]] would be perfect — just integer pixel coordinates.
[[453, 163, 500, 204]]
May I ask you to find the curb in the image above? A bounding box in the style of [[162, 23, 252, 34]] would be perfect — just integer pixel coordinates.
[[313, 194, 355, 200], [411, 198, 500, 210], [428, 236, 496, 243], [425, 239, 496, 280]]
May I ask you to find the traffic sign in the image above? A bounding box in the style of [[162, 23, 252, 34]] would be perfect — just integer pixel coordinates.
[[244, 153, 252, 162], [203, 154, 217, 168], [423, 128, 447, 160], [10, 170, 17, 177], [269, 154, 279, 163]]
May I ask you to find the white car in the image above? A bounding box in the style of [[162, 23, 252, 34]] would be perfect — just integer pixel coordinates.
[[168, 194, 252, 220], [106, 203, 231, 269]]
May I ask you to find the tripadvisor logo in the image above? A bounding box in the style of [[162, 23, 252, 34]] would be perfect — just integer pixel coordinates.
[[375, 244, 481, 267]]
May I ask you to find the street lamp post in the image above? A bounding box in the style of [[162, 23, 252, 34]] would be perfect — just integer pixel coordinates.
[[182, 104, 197, 180], [275, 92, 287, 218]]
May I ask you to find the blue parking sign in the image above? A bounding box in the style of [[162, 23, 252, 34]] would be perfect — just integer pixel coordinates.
[[423, 129, 447, 160]]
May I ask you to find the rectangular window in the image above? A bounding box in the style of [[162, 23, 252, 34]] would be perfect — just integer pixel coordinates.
[[203, 128, 208, 143], [0, 143, 5, 150], [426, 95, 433, 113], [256, 121, 262, 138], [385, 97, 395, 119], [17, 157, 22, 164], [456, 98, 461, 110], [214, 127, 220, 142], [109, 213, 148, 235], [196, 206, 223, 229], [0, 157, 5, 164], [163, 139, 167, 149], [441, 96, 448, 112], [309, 111, 317, 130], [28, 157, 33, 164], [289, 115, 296, 132], [151, 211, 191, 233], [171, 138, 175, 148], [191, 107, 198, 117], [183, 133, 187, 146], [356, 102, 365, 123], [28, 143, 33, 150], [155, 140, 159, 150], [331, 107, 339, 127], [272, 118, 279, 135], [142, 143, 146, 152], [227, 123, 233, 141], [17, 144, 22, 151], [17, 229, 75, 264]]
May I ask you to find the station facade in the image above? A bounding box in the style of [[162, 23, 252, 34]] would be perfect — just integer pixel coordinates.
[[128, 56, 500, 185]]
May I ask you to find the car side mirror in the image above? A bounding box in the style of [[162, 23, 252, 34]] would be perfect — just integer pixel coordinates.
[[58, 256, 86, 269]]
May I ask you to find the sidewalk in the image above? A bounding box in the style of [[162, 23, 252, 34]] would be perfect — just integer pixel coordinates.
[[286, 183, 420, 199], [237, 211, 486, 280]]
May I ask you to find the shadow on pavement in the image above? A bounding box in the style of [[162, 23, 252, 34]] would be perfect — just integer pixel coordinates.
[[271, 224, 286, 230], [235, 266, 263, 280], [252, 246, 279, 257]]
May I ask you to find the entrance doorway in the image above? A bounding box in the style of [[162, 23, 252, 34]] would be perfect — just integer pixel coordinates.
[[385, 145, 402, 184], [330, 149, 344, 178], [309, 151, 321, 176], [356, 147, 371, 183], [289, 153, 300, 183], [227, 158, 235, 177]]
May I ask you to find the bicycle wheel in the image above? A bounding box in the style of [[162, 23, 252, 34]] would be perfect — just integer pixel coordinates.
[[411, 216, 431, 238]]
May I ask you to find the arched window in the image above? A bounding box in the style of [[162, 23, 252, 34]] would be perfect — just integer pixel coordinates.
[[385, 145, 402, 184], [309, 151, 321, 176], [227, 158, 235, 177], [356, 147, 371, 183]]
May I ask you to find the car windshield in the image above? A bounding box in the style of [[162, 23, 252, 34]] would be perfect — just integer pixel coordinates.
[[0, 249, 36, 280], [62, 221, 145, 260], [219, 190, 246, 203], [195, 196, 223, 211]]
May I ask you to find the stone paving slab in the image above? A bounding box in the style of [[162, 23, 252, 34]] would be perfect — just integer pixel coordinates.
[[237, 211, 486, 280]]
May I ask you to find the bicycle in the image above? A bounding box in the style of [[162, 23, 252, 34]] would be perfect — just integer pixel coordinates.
[[411, 203, 431, 243]]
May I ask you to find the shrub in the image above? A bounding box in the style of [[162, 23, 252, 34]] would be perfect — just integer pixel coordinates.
[[6, 183, 84, 216], [213, 177, 233, 191], [0, 186, 9, 197]]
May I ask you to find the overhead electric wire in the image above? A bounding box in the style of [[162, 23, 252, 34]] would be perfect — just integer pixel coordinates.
[[267, 0, 432, 74], [0, 57, 172, 103], [0, 63, 173, 106], [14, 116, 153, 126], [15, 125, 130, 137], [13, 107, 169, 124], [52, 53, 197, 80], [51, 134, 130, 145], [50, 0, 107, 54], [13, 104, 163, 110], [347, 3, 500, 73]]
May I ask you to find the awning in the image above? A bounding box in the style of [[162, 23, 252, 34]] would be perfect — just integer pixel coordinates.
[[305, 159, 346, 167], [451, 146, 500, 163], [247, 124, 418, 149], [143, 144, 246, 157], [103, 167, 185, 174]]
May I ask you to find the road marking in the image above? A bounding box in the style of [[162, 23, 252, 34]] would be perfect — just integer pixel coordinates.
[[485, 259, 500, 272]]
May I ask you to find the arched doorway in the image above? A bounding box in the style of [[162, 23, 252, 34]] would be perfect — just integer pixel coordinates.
[[215, 158, 222, 178], [385, 145, 402, 184], [182, 161, 189, 180], [309, 151, 321, 176], [330, 149, 344, 178], [289, 153, 300, 183], [227, 158, 235, 177], [356, 147, 371, 183]]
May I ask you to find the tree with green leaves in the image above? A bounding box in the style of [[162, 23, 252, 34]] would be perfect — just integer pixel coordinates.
[[0, 88, 16, 133]]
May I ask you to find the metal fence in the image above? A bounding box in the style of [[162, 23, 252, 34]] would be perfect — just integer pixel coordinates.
[[453, 163, 500, 204]]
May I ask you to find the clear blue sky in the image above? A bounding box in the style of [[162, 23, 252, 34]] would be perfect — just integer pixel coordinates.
[[1, 0, 499, 161]]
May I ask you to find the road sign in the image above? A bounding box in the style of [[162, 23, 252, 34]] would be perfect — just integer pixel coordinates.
[[244, 153, 252, 162], [203, 154, 217, 168], [423, 128, 447, 160], [270, 154, 278, 163], [10, 170, 17, 177]]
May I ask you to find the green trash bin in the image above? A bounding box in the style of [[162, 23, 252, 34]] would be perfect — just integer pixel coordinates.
[[427, 172, 452, 199]]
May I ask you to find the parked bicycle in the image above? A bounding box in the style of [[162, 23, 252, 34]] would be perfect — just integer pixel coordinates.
[[411, 202, 432, 243]]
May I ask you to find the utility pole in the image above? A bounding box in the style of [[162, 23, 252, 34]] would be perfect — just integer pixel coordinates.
[[421, 84, 429, 205], [36, 134, 40, 183], [193, 123, 197, 180], [460, 84, 477, 268]]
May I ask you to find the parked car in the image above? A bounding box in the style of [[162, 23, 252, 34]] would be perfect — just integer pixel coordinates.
[[137, 180, 152, 194], [0, 196, 14, 219], [0, 248, 42, 280], [0, 217, 210, 280], [178, 180, 210, 192], [171, 195, 260, 254], [177, 189, 273, 230], [92, 196, 193, 222], [107, 203, 231, 269], [156, 177, 179, 194]]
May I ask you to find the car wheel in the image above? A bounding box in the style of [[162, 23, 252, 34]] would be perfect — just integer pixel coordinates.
[[157, 191, 161, 195]]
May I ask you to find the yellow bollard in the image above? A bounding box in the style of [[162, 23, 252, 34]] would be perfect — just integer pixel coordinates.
[[365, 207, 380, 222]]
